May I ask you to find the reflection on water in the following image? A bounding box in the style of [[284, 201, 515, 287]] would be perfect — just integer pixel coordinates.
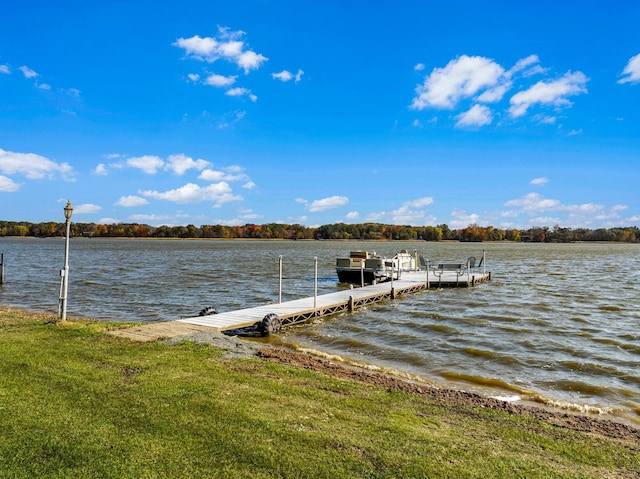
[[1, 238, 639, 425]]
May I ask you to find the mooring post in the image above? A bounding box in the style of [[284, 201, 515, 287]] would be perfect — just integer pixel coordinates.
[[278, 255, 283, 304], [313, 256, 318, 309], [483, 250, 486, 275], [360, 260, 364, 287], [390, 261, 396, 299], [0, 253, 4, 285], [426, 258, 429, 290], [348, 295, 354, 311]]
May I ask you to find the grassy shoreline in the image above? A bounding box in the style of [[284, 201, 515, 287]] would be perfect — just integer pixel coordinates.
[[1, 310, 638, 478]]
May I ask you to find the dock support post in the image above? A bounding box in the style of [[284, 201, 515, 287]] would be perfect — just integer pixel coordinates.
[[426, 259, 429, 290], [313, 257, 318, 309], [348, 295, 354, 311], [360, 261, 364, 288], [278, 255, 283, 304], [0, 253, 4, 285], [482, 250, 486, 275]]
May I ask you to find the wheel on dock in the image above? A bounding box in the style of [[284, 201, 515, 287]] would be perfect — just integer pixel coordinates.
[[198, 306, 218, 316], [260, 313, 282, 336]]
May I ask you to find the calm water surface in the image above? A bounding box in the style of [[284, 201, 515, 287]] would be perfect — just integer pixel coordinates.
[[1, 238, 638, 425]]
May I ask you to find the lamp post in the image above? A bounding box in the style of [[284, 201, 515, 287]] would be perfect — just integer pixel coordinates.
[[59, 200, 73, 322]]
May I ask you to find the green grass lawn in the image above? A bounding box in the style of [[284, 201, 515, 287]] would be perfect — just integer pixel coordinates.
[[0, 310, 638, 478]]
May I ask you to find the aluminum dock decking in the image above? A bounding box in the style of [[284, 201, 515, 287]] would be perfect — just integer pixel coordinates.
[[109, 268, 490, 342]]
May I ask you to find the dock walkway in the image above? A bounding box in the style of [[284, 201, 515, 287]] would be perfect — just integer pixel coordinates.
[[109, 269, 490, 342]]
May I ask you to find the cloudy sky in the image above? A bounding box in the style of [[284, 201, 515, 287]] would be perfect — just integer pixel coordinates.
[[1, 1, 639, 229]]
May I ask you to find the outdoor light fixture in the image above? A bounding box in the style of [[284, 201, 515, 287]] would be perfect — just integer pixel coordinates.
[[59, 200, 73, 322], [64, 200, 73, 222]]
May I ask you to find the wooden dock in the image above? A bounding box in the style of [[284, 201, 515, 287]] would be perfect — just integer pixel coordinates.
[[109, 269, 490, 342]]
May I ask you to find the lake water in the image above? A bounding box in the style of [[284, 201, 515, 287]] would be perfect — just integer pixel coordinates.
[[1, 238, 638, 426]]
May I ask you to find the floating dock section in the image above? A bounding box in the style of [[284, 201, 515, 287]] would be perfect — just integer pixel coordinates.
[[109, 268, 490, 342]]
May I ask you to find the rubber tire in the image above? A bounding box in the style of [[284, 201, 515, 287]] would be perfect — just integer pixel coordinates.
[[261, 313, 281, 336], [198, 306, 218, 316]]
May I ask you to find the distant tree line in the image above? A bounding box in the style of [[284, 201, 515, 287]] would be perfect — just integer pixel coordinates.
[[0, 220, 638, 243]]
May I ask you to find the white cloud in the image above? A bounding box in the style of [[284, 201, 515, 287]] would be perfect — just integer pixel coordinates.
[[404, 197, 434, 208], [449, 209, 482, 229], [165, 153, 210, 175], [242, 181, 255, 189], [505, 192, 561, 212], [0, 175, 20, 192], [73, 203, 102, 214], [508, 54, 541, 76], [38, 83, 51, 90], [226, 87, 257, 101], [411, 55, 506, 109], [272, 70, 293, 82], [173, 27, 268, 73], [346, 211, 359, 220], [92, 163, 108, 175], [390, 205, 427, 224], [140, 182, 242, 206], [509, 71, 588, 118], [533, 114, 557, 125], [499, 192, 629, 228], [173, 35, 219, 60], [364, 211, 385, 222], [567, 203, 604, 215], [127, 213, 192, 226], [365, 198, 435, 225], [618, 53, 640, 84], [410, 54, 589, 128], [476, 83, 511, 103], [0, 64, 10, 74], [272, 69, 304, 82], [198, 165, 248, 182], [204, 73, 236, 87], [126, 155, 164, 174], [0, 148, 73, 180], [414, 63, 425, 72], [237, 51, 268, 74], [198, 169, 224, 181], [19, 65, 38, 78], [116, 195, 149, 207], [306, 195, 349, 212], [455, 104, 492, 128], [187, 73, 200, 82], [530, 177, 548, 186]]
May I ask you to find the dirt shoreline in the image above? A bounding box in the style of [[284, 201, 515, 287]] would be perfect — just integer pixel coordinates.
[[169, 330, 640, 444]]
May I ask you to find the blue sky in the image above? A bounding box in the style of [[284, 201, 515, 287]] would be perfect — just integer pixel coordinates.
[[1, 1, 639, 229]]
